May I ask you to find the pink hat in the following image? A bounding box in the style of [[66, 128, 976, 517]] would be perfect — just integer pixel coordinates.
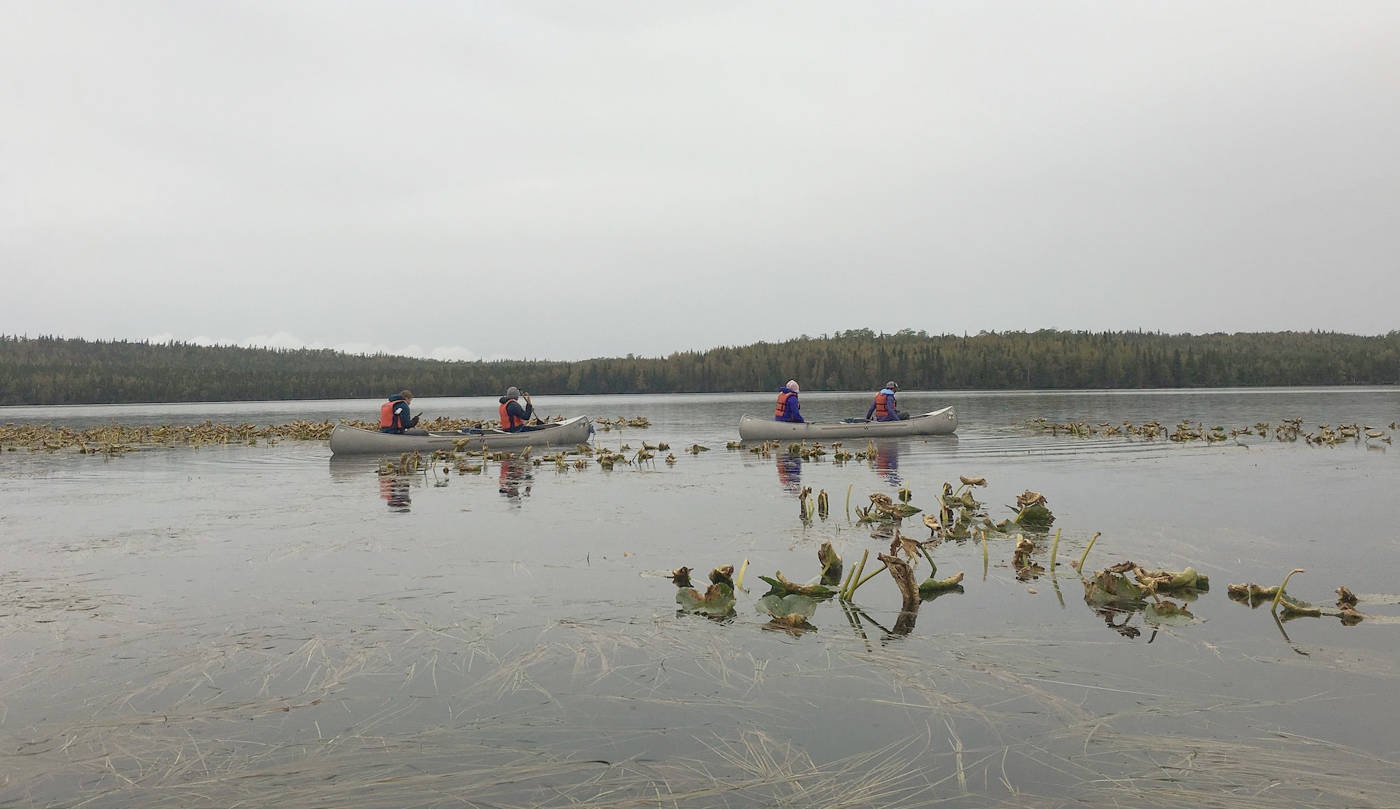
[[786, 379, 800, 393]]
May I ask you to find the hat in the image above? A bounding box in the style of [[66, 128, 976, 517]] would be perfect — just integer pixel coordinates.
[[885, 381, 898, 390], [505, 386, 521, 398], [786, 379, 800, 393]]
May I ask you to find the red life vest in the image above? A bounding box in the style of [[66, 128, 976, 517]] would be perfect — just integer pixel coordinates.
[[774, 390, 796, 420], [499, 400, 525, 430], [380, 399, 397, 428], [872, 391, 894, 420]]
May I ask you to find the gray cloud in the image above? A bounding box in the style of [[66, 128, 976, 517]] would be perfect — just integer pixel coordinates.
[[4, 1, 1398, 361]]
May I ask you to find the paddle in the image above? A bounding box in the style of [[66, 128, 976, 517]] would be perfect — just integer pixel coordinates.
[[523, 393, 542, 425]]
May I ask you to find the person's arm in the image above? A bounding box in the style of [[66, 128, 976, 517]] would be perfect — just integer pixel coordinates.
[[507, 399, 530, 424], [790, 396, 804, 423], [393, 401, 411, 430], [865, 400, 876, 420]]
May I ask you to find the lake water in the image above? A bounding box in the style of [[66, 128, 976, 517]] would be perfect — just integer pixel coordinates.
[[2, 388, 1398, 808]]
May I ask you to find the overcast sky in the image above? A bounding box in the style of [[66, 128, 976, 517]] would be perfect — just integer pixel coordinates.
[[4, 2, 1398, 361]]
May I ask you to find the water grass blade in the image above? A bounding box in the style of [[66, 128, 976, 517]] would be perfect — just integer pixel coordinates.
[[849, 563, 889, 598], [1271, 568, 1306, 612], [838, 564, 856, 599], [1076, 531, 1101, 578], [843, 548, 870, 600]]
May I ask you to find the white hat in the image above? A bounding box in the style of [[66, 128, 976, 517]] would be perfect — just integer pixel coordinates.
[[786, 379, 800, 393]]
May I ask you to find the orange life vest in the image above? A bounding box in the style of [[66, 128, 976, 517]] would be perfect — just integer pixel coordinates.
[[872, 391, 894, 420], [499, 400, 525, 430], [380, 399, 398, 428], [774, 390, 797, 420]]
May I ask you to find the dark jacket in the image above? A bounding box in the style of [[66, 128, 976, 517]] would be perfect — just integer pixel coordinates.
[[498, 396, 534, 432]]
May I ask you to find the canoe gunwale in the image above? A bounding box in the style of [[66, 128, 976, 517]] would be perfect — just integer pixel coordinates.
[[737, 406, 957, 441], [329, 415, 593, 455]]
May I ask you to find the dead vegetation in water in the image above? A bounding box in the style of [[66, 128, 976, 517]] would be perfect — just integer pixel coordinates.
[[593, 416, 651, 431], [0, 414, 657, 457], [0, 420, 345, 453], [1026, 417, 1393, 447], [663, 469, 1392, 646], [1227, 570, 1375, 625]]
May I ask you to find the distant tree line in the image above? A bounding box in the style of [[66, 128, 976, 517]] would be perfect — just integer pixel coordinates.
[[1, 329, 1397, 406]]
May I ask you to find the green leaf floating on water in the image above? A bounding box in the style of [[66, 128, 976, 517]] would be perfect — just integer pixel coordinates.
[[1082, 570, 1148, 605], [919, 572, 965, 600], [756, 593, 820, 620], [881, 502, 923, 519], [1016, 503, 1055, 532], [674, 579, 739, 610], [757, 572, 836, 599]]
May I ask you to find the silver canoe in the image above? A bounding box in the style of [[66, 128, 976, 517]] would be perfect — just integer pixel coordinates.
[[329, 415, 593, 455], [738, 406, 957, 441]]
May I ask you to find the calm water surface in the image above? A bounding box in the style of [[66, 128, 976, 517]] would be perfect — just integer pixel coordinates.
[[2, 388, 1398, 807]]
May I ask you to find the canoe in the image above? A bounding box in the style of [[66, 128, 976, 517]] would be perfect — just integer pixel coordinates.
[[738, 406, 957, 441], [329, 415, 593, 455]]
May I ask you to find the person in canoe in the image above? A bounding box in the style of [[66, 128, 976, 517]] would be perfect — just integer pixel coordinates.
[[774, 379, 805, 423], [498, 386, 541, 432], [866, 381, 908, 421], [380, 390, 428, 434]]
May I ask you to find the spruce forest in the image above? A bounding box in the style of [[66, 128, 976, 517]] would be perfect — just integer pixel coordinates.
[[2, 330, 1397, 406]]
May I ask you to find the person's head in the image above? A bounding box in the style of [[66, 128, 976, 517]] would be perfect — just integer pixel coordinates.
[[505, 386, 521, 399], [400, 389, 414, 402], [786, 379, 800, 394], [884, 381, 898, 391]]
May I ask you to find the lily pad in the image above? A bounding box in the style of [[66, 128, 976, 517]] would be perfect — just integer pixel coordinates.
[[1016, 503, 1055, 532], [756, 593, 820, 620], [676, 583, 736, 617]]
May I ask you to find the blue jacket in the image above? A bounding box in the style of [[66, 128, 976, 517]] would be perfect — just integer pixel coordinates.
[[774, 386, 804, 423], [866, 388, 898, 421], [380, 394, 419, 433]]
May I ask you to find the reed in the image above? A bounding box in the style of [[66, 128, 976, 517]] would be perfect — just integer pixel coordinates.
[[842, 548, 870, 600], [1075, 532, 1102, 577], [1271, 568, 1306, 612]]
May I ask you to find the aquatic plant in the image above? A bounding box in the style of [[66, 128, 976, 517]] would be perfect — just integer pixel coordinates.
[[675, 565, 737, 618], [755, 593, 820, 634], [1024, 416, 1391, 448], [817, 541, 842, 585], [1082, 561, 1208, 605], [756, 571, 836, 600], [1012, 535, 1044, 580]]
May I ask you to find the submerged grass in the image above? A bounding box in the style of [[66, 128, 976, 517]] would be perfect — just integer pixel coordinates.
[[7, 600, 1399, 809]]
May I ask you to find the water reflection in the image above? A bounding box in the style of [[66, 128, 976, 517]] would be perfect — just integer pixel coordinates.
[[775, 452, 802, 493], [379, 476, 412, 512], [872, 441, 901, 486], [329, 457, 415, 512], [497, 456, 533, 504]]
